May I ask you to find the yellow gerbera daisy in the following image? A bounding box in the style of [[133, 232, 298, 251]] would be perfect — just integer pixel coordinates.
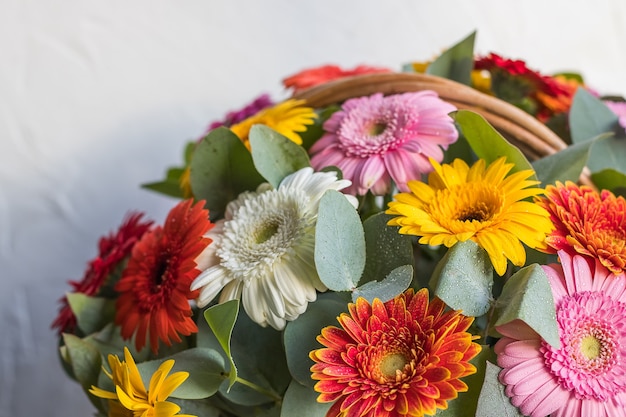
[[229, 99, 317, 148], [90, 347, 195, 417], [386, 157, 553, 275]]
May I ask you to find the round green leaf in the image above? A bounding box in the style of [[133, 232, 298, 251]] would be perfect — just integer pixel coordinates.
[[249, 125, 311, 189], [361, 212, 414, 286], [315, 190, 365, 291], [351, 265, 413, 304], [429, 240, 494, 317], [137, 347, 227, 399], [569, 88, 619, 143], [280, 380, 331, 417], [283, 295, 348, 387], [204, 300, 240, 389], [190, 127, 264, 221], [475, 362, 524, 417], [493, 264, 559, 348]]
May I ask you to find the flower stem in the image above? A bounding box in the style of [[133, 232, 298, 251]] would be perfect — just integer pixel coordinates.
[[234, 376, 282, 402]]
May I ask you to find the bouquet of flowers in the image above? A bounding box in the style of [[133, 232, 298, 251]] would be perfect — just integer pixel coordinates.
[[53, 31, 626, 417]]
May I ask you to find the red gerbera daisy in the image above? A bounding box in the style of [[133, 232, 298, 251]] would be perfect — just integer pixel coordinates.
[[310, 288, 481, 417], [536, 181, 626, 275], [282, 64, 393, 93], [52, 212, 154, 334], [114, 199, 214, 353]]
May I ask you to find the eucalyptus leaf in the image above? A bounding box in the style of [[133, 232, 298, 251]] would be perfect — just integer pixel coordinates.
[[352, 265, 413, 303], [137, 348, 227, 399], [569, 88, 619, 143], [204, 299, 240, 389], [141, 167, 186, 198], [66, 293, 116, 335], [429, 240, 494, 317], [532, 137, 597, 186], [190, 127, 265, 221], [586, 135, 626, 174], [171, 398, 223, 417], [218, 311, 291, 406], [249, 125, 311, 189], [434, 346, 496, 417], [591, 168, 626, 196], [475, 362, 524, 417], [280, 380, 331, 417], [452, 110, 535, 178], [62, 333, 104, 412], [426, 31, 476, 85], [493, 264, 559, 348], [361, 212, 414, 286], [284, 295, 348, 387], [315, 190, 366, 291]]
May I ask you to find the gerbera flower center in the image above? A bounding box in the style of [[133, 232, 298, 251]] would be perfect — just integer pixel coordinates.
[[430, 183, 504, 232], [217, 188, 315, 282], [255, 221, 280, 244], [542, 290, 626, 401], [336, 102, 415, 158], [379, 352, 410, 379], [580, 334, 602, 360], [368, 121, 388, 136]]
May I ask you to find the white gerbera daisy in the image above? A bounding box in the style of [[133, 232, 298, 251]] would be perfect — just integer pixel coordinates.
[[191, 167, 357, 330]]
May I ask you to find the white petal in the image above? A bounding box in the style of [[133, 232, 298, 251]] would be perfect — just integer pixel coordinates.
[[192, 266, 233, 307]]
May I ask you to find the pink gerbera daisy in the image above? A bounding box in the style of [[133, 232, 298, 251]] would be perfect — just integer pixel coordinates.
[[309, 91, 458, 196], [495, 250, 626, 417]]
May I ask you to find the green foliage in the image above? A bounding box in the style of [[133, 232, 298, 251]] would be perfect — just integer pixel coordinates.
[[532, 137, 596, 186], [137, 348, 227, 399], [202, 302, 290, 407], [426, 31, 476, 85], [314, 190, 365, 291], [67, 293, 116, 335], [283, 294, 348, 387], [249, 125, 311, 189], [429, 241, 494, 317], [280, 380, 331, 417], [62, 334, 105, 413], [452, 110, 535, 178], [475, 362, 524, 417], [361, 212, 414, 285], [142, 141, 196, 198], [493, 264, 560, 348], [569, 88, 619, 143], [351, 265, 413, 303], [204, 300, 240, 390], [190, 127, 265, 221], [591, 168, 626, 196]]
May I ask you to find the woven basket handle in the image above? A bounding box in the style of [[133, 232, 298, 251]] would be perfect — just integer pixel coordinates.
[[293, 72, 592, 186]]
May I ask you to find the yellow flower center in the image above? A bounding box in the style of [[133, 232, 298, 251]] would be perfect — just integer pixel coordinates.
[[379, 352, 409, 379], [255, 221, 280, 244], [368, 121, 388, 136], [580, 335, 601, 360], [431, 183, 504, 232]]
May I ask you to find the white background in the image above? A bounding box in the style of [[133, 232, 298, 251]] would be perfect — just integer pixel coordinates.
[[1, 1, 625, 416]]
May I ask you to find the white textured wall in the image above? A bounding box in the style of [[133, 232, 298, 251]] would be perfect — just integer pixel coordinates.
[[1, 1, 625, 416]]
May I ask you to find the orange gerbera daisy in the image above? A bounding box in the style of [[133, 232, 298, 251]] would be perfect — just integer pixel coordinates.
[[310, 288, 481, 417], [536, 181, 626, 275], [115, 199, 214, 353]]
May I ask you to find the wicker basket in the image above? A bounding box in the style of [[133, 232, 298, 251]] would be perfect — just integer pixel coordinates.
[[293, 72, 591, 186]]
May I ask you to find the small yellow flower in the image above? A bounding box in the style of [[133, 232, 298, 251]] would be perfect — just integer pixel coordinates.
[[90, 347, 195, 417], [229, 99, 317, 149], [386, 157, 553, 275]]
